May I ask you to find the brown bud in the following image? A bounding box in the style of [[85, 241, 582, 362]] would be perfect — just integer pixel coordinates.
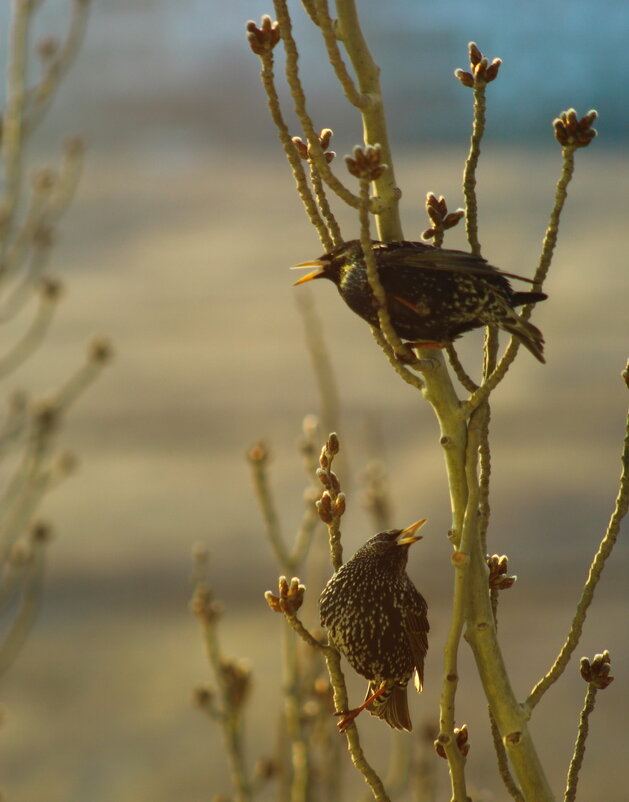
[[254, 758, 279, 781], [292, 136, 308, 160], [87, 336, 114, 365], [455, 69, 474, 88], [192, 684, 215, 709], [39, 275, 63, 300], [327, 432, 340, 455], [469, 42, 482, 66], [434, 735, 448, 759], [454, 724, 470, 756], [30, 520, 53, 544], [553, 108, 598, 149], [580, 651, 614, 689], [246, 16, 280, 55], [316, 491, 333, 523], [487, 554, 517, 590], [319, 128, 333, 150], [334, 493, 346, 517], [219, 657, 252, 709], [264, 590, 283, 613], [444, 210, 465, 228], [345, 144, 387, 181], [31, 398, 59, 435], [37, 36, 58, 61], [485, 58, 502, 82]]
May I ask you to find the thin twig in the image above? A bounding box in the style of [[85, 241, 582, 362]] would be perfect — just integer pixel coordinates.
[[273, 0, 371, 212], [526, 403, 629, 712], [0, 0, 31, 245], [192, 552, 253, 802], [563, 683, 597, 802], [24, 0, 89, 135], [313, 0, 367, 108], [247, 443, 292, 572], [462, 81, 486, 256], [0, 291, 57, 379], [333, 0, 403, 236], [0, 537, 46, 676], [461, 145, 578, 417], [308, 161, 343, 246], [257, 48, 334, 250], [323, 644, 392, 802]]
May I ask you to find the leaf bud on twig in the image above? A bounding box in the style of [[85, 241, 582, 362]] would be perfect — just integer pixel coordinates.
[[246, 16, 280, 55], [580, 651, 614, 689]]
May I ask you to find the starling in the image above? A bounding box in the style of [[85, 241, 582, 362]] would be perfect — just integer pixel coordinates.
[[319, 519, 429, 732], [293, 239, 547, 362]]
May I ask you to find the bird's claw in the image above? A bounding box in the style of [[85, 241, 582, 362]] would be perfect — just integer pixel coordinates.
[[334, 709, 359, 733]]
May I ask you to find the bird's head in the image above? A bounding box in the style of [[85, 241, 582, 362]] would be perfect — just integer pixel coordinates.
[[359, 518, 427, 570], [291, 240, 362, 287]]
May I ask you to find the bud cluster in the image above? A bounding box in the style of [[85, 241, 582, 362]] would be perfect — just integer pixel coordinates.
[[265, 575, 306, 615], [246, 16, 280, 55], [455, 42, 501, 87], [423, 192, 465, 241], [553, 108, 598, 149], [486, 554, 517, 590], [219, 657, 252, 709], [580, 651, 613, 689], [345, 144, 387, 181], [293, 128, 336, 164]]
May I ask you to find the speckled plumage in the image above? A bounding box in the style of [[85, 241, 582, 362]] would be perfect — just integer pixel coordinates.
[[294, 239, 547, 362], [319, 522, 429, 731]]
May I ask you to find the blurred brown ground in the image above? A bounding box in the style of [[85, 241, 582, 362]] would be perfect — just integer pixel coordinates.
[[0, 143, 625, 801]]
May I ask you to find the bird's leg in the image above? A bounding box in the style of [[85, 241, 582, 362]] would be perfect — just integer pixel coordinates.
[[334, 685, 386, 732], [405, 340, 447, 351]]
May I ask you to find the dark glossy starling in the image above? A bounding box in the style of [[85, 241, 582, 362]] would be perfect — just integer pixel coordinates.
[[319, 519, 429, 732], [293, 239, 547, 362]]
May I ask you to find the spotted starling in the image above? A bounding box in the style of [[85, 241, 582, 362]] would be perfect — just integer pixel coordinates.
[[319, 519, 429, 732], [293, 239, 547, 362]]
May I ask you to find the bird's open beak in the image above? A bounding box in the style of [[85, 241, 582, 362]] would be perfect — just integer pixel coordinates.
[[291, 258, 329, 285], [395, 518, 427, 546]]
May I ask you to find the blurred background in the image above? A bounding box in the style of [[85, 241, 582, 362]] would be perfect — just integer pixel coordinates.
[[0, 1, 627, 800]]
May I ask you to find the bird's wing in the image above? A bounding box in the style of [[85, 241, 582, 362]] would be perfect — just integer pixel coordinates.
[[379, 242, 536, 285], [405, 599, 429, 692]]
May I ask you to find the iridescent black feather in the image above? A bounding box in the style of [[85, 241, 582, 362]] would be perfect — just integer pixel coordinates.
[[294, 239, 547, 362]]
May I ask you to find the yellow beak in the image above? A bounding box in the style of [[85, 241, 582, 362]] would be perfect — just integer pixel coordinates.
[[395, 518, 427, 546], [290, 259, 329, 285]]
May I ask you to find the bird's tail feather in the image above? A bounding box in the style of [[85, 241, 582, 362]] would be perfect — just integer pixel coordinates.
[[511, 290, 547, 307], [365, 681, 412, 731], [500, 314, 546, 363]]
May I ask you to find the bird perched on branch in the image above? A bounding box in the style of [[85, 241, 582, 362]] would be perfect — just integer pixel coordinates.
[[319, 519, 429, 732], [293, 239, 547, 362]]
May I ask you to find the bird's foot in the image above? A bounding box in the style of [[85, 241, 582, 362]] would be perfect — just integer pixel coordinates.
[[404, 340, 446, 351], [334, 686, 386, 733]]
